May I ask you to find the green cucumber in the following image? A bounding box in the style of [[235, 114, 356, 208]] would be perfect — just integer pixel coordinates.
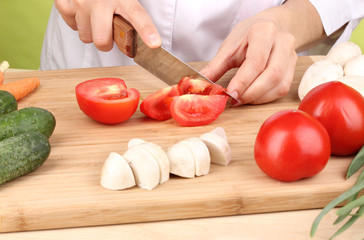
[[0, 107, 56, 141], [0, 132, 51, 185], [0, 90, 17, 116]]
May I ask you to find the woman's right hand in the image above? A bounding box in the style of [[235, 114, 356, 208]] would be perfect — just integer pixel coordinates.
[[54, 0, 161, 51]]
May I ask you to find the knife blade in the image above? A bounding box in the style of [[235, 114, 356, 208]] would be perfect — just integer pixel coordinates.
[[112, 15, 238, 104]]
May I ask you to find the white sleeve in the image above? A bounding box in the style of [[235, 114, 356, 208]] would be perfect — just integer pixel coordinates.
[[309, 0, 364, 37], [299, 0, 364, 55]]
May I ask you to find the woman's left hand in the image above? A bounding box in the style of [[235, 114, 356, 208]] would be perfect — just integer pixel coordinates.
[[200, 17, 298, 106]]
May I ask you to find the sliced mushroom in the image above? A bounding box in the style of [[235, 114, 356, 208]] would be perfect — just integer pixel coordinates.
[[167, 141, 195, 178], [127, 138, 170, 184], [127, 138, 146, 148], [326, 41, 362, 67], [181, 137, 210, 176], [100, 152, 136, 190], [200, 132, 232, 166], [344, 55, 364, 77], [123, 146, 160, 190], [298, 60, 343, 100], [140, 142, 170, 184], [210, 127, 228, 142]]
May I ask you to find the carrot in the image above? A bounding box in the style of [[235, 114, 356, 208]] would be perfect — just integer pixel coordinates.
[[0, 61, 9, 85], [0, 77, 40, 100]]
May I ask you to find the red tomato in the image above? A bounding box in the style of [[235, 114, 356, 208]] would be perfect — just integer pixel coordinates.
[[140, 77, 228, 126], [299, 81, 364, 156], [75, 78, 140, 124], [140, 84, 180, 120], [254, 110, 331, 182], [178, 76, 225, 95], [170, 94, 228, 126]]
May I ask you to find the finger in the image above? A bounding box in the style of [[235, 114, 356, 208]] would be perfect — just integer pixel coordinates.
[[116, 0, 161, 48], [90, 1, 114, 51], [74, 2, 92, 43], [226, 22, 277, 97], [199, 42, 246, 83], [54, 0, 77, 30], [250, 57, 296, 104], [246, 36, 297, 104]]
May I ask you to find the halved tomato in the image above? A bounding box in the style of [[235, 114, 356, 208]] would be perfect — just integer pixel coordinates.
[[178, 76, 225, 95], [75, 78, 140, 124], [170, 94, 229, 126], [140, 84, 180, 120]]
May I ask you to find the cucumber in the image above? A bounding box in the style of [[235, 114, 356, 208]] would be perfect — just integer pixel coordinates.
[[0, 132, 51, 185], [0, 107, 56, 141], [0, 90, 17, 116]]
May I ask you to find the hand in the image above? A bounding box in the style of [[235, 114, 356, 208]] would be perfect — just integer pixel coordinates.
[[200, 18, 298, 106], [54, 0, 161, 51]]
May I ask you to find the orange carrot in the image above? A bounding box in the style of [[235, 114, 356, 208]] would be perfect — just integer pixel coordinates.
[[0, 72, 3, 85], [0, 77, 40, 100]]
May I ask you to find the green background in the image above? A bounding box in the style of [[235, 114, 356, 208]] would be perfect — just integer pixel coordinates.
[[0, 2, 363, 70], [0, 0, 53, 70]]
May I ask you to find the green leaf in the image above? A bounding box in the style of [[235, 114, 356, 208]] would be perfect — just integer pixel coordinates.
[[336, 194, 364, 216], [334, 214, 347, 225], [330, 207, 364, 240], [346, 145, 364, 179], [310, 180, 364, 237], [334, 171, 364, 224]]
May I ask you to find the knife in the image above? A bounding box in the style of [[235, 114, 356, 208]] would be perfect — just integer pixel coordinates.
[[112, 15, 238, 104]]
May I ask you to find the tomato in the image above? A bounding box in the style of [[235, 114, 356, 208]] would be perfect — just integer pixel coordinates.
[[299, 81, 364, 156], [254, 110, 331, 182], [178, 76, 225, 95], [75, 78, 140, 124], [140, 77, 228, 126], [170, 94, 228, 126], [140, 84, 180, 120]]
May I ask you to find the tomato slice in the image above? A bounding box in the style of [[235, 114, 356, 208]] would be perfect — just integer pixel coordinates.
[[178, 76, 225, 95], [140, 84, 180, 120], [170, 94, 228, 126], [75, 78, 140, 124]]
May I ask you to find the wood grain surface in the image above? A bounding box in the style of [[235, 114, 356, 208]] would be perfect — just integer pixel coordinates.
[[0, 56, 358, 233], [2, 208, 364, 240]]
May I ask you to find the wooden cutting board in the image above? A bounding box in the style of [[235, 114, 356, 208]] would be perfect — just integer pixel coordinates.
[[0, 56, 357, 233]]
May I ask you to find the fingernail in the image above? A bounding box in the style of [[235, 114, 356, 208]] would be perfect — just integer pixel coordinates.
[[148, 33, 161, 48], [230, 91, 239, 99], [232, 98, 243, 107]]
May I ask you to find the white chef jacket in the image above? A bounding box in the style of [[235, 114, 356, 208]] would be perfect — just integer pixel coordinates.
[[40, 0, 364, 70]]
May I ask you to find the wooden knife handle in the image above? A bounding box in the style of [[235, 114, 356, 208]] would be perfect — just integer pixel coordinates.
[[113, 15, 136, 58]]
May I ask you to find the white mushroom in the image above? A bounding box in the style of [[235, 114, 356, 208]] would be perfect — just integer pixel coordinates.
[[127, 138, 146, 148], [210, 127, 228, 142], [127, 138, 170, 184], [181, 137, 210, 176], [326, 41, 362, 67], [338, 76, 364, 97], [344, 55, 364, 77], [100, 152, 136, 190], [200, 132, 232, 166], [123, 146, 160, 190], [167, 141, 195, 178], [140, 142, 170, 184], [298, 59, 343, 100]]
